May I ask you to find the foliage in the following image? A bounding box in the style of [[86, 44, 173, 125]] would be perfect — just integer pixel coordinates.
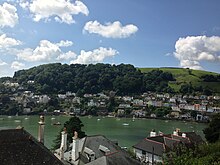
[[9, 63, 179, 95], [140, 67, 220, 94], [1, 64, 219, 95], [163, 141, 220, 165], [144, 69, 175, 93], [52, 116, 86, 150], [203, 113, 220, 143]]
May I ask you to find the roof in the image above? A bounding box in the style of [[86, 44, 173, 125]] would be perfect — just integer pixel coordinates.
[[0, 128, 64, 165], [78, 135, 140, 165], [133, 137, 166, 156], [133, 132, 204, 157]]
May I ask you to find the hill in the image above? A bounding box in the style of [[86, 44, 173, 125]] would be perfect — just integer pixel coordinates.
[[139, 67, 220, 94], [0, 64, 220, 95]]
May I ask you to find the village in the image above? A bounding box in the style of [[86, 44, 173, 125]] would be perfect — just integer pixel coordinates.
[[1, 81, 220, 123]]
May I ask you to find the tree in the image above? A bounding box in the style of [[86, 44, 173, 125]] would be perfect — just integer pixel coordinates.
[[52, 116, 86, 150], [203, 113, 220, 143]]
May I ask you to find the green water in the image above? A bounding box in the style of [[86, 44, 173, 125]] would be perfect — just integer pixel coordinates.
[[0, 116, 207, 149]]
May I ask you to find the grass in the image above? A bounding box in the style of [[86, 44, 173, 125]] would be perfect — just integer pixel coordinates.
[[138, 67, 220, 94]]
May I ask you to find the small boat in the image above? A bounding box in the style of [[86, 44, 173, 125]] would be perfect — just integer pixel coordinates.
[[24, 117, 29, 120], [53, 122, 61, 125], [14, 120, 21, 123], [97, 118, 101, 121], [122, 123, 129, 126], [132, 115, 135, 121], [8, 116, 12, 118], [51, 117, 55, 120]]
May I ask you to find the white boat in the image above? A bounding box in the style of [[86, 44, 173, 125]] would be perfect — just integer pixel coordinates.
[[14, 120, 21, 123], [97, 118, 101, 121], [122, 123, 129, 126]]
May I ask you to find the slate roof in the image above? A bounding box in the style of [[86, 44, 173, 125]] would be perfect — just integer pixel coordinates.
[[133, 132, 204, 157], [0, 128, 64, 165], [79, 135, 140, 165], [64, 135, 140, 165], [133, 138, 166, 156]]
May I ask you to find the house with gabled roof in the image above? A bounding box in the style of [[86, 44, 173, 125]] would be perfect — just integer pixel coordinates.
[[55, 131, 140, 165], [133, 129, 204, 164]]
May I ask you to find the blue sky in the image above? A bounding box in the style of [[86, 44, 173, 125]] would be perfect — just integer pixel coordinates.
[[0, 0, 220, 77]]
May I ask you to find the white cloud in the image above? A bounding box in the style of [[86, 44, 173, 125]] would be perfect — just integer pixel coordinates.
[[11, 61, 25, 70], [174, 36, 220, 70], [83, 21, 138, 38], [29, 0, 89, 24], [0, 34, 22, 48], [0, 59, 7, 66], [71, 47, 118, 64], [17, 40, 76, 62], [0, 3, 18, 28], [56, 40, 73, 47], [19, 0, 30, 9], [57, 51, 77, 60]]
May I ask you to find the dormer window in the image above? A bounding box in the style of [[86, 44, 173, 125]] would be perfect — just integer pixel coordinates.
[[84, 147, 95, 162], [99, 145, 110, 154]]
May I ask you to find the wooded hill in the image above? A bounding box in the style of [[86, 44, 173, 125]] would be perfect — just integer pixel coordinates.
[[1, 63, 220, 95]]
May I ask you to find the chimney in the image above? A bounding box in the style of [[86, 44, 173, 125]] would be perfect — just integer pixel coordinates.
[[72, 131, 79, 161], [182, 133, 186, 138], [60, 127, 67, 160], [38, 115, 45, 144], [150, 129, 156, 137]]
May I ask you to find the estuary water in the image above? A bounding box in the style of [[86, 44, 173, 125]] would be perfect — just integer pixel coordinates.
[[0, 115, 207, 149]]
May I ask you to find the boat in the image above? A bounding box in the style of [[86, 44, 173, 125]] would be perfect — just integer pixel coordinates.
[[122, 123, 129, 126], [97, 118, 101, 121], [132, 115, 135, 121], [14, 120, 21, 123], [53, 122, 61, 125]]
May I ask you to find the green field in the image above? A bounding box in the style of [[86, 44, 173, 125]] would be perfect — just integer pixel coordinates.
[[139, 67, 220, 94]]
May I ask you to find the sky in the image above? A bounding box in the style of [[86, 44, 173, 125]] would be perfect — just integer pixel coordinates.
[[0, 0, 220, 77]]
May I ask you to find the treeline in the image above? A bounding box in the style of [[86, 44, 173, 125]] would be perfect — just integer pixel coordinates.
[[12, 63, 174, 95], [201, 74, 220, 82]]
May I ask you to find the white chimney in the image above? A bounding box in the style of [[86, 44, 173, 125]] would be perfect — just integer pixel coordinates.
[[182, 133, 186, 138], [60, 128, 67, 160], [38, 115, 45, 144], [173, 131, 178, 136], [72, 131, 79, 161], [150, 129, 156, 137]]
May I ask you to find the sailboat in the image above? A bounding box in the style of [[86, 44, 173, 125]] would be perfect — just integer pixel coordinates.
[[132, 115, 135, 121]]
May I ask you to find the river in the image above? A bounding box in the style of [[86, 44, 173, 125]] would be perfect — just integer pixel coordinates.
[[0, 115, 207, 149]]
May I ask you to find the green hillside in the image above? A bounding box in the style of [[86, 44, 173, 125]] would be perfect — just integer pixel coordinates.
[[139, 67, 220, 94]]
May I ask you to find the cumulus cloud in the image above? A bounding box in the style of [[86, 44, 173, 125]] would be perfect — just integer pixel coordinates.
[[56, 40, 73, 47], [17, 40, 76, 62], [57, 51, 77, 60], [0, 34, 22, 48], [83, 21, 138, 38], [174, 36, 220, 70], [28, 0, 89, 24], [71, 47, 118, 64], [0, 3, 18, 28], [19, 0, 30, 9], [11, 61, 25, 70]]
